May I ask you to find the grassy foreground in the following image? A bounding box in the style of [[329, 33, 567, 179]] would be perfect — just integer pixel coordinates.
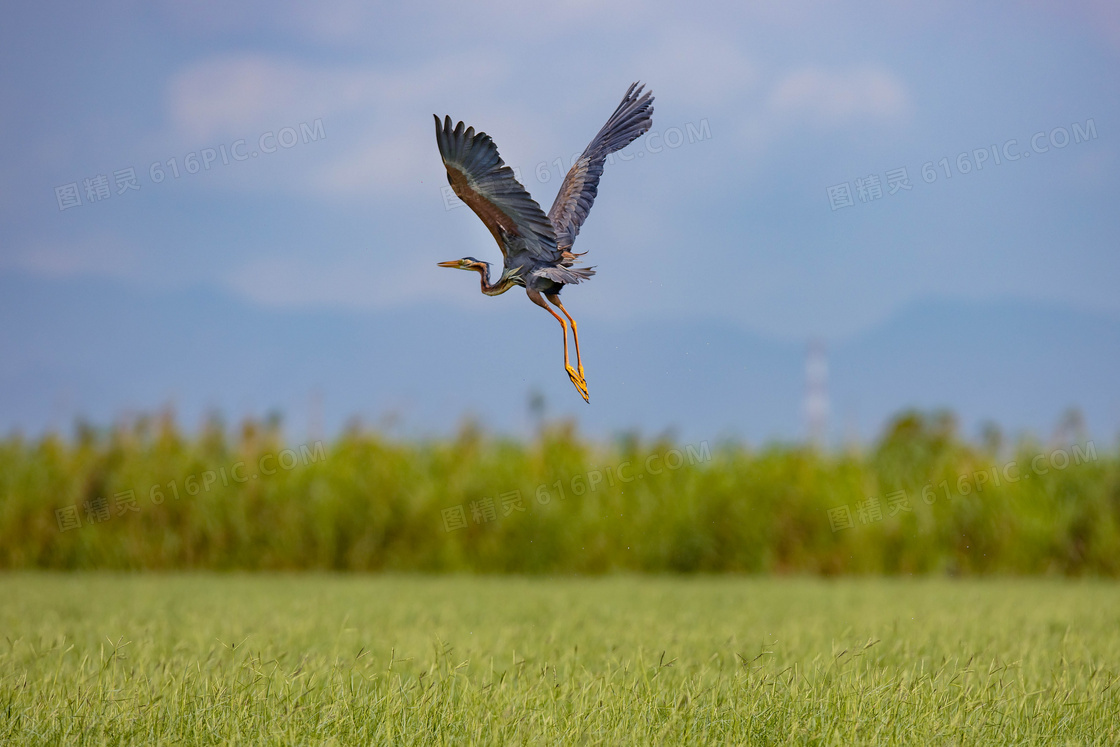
[[1, 574, 1118, 744]]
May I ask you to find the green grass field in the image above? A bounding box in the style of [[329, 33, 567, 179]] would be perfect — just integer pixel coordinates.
[[2, 574, 1117, 744]]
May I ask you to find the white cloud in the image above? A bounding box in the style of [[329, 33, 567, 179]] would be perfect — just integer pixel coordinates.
[[767, 65, 911, 127], [311, 134, 428, 194], [3, 235, 143, 281], [629, 28, 760, 110], [161, 53, 509, 199], [166, 55, 376, 143]]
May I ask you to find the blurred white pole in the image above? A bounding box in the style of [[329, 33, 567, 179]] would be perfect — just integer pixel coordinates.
[[805, 340, 829, 447]]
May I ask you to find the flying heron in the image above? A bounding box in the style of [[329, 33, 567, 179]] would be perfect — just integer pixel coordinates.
[[435, 83, 654, 402]]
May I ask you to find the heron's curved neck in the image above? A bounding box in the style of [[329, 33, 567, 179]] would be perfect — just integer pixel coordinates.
[[471, 263, 515, 297]]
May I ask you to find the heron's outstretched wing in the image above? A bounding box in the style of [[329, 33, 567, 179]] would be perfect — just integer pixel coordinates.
[[435, 115, 559, 262], [547, 83, 654, 251]]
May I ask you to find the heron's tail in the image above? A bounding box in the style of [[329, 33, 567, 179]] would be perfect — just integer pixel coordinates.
[[534, 265, 596, 285]]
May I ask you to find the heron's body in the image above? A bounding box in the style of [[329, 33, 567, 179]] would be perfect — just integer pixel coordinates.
[[436, 83, 654, 402]]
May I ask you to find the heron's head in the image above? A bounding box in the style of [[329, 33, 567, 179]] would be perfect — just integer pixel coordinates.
[[437, 257, 487, 272]]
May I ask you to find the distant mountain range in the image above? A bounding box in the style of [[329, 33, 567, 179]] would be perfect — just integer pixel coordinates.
[[2, 272, 1117, 445]]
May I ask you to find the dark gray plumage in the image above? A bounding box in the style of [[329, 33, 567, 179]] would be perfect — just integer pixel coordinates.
[[435, 83, 655, 402], [548, 83, 654, 251]]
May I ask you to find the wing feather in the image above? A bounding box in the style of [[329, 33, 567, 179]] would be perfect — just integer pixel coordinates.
[[434, 115, 558, 262], [547, 83, 654, 251]]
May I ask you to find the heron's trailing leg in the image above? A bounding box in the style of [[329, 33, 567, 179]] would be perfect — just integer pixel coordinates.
[[528, 290, 589, 402], [546, 293, 585, 386]]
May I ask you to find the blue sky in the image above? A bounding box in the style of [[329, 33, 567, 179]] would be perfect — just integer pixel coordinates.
[[1, 1, 1118, 441]]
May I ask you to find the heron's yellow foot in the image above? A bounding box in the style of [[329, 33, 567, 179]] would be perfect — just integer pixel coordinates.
[[567, 369, 588, 399], [566, 365, 589, 402]]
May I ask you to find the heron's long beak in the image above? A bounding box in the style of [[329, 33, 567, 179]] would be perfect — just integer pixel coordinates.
[[437, 260, 459, 268]]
